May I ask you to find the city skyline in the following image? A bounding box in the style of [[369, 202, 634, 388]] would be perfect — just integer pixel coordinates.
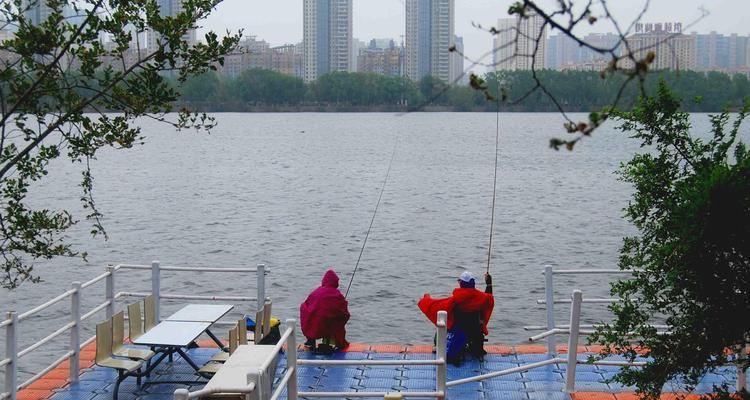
[[201, 0, 750, 74], [12, 0, 750, 80]]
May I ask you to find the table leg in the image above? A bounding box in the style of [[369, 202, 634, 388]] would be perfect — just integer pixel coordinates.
[[205, 328, 228, 351], [143, 351, 170, 376], [137, 349, 210, 386], [175, 348, 202, 372]]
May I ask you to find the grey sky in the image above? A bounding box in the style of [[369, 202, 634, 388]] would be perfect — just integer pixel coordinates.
[[201, 1, 750, 73]]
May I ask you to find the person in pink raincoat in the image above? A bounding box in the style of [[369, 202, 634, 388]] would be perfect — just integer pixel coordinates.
[[300, 269, 351, 350]]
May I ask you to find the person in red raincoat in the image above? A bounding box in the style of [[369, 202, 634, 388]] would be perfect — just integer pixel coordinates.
[[300, 269, 351, 350], [418, 271, 494, 364]]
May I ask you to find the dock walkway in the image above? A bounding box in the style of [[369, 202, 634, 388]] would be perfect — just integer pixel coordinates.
[[16, 342, 744, 400]]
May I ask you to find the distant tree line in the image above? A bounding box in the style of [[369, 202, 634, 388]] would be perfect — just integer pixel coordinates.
[[176, 68, 750, 112]]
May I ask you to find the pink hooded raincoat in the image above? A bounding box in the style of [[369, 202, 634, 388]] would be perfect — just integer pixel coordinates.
[[300, 269, 350, 348]]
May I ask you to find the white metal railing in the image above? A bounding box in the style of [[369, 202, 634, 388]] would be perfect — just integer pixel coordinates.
[[270, 319, 298, 400], [264, 291, 646, 399], [524, 266, 634, 354], [445, 289, 644, 394], [2, 260, 269, 400], [170, 288, 732, 399], [522, 266, 748, 394], [6, 262, 748, 399], [516, 267, 653, 393], [268, 313, 448, 400], [300, 310, 446, 399]]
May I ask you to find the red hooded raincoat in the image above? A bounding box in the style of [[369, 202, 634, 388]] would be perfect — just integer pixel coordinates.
[[418, 287, 494, 335]]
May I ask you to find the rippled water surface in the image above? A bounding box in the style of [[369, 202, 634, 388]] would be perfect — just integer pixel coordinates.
[[1, 112, 732, 380]]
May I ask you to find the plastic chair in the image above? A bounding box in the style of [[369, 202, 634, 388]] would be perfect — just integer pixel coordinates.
[[253, 308, 265, 344], [96, 319, 143, 400], [262, 300, 272, 338], [237, 318, 248, 346], [210, 318, 248, 363], [200, 324, 238, 376], [112, 311, 155, 363], [127, 302, 144, 341], [143, 294, 157, 331]]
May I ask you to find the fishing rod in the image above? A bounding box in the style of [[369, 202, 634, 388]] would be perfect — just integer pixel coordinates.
[[344, 134, 400, 298], [486, 75, 501, 274], [345, 64, 499, 294]]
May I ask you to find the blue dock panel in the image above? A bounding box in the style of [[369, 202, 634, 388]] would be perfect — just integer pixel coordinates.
[[40, 346, 746, 400]]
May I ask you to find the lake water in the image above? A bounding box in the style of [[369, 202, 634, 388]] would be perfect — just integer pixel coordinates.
[[0, 112, 730, 380]]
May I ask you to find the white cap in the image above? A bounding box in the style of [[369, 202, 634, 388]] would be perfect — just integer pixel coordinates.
[[458, 271, 476, 283]]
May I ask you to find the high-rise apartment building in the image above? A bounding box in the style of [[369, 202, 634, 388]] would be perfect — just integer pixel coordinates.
[[547, 32, 619, 70], [581, 33, 620, 61], [351, 39, 367, 71], [623, 24, 695, 71], [147, 0, 197, 51], [492, 18, 516, 71], [692, 31, 749, 71], [0, 28, 16, 66], [219, 37, 302, 79], [24, 0, 80, 26], [452, 36, 464, 83], [493, 13, 547, 71], [302, 0, 353, 82], [404, 0, 455, 82], [728, 34, 748, 71], [23, 0, 53, 25], [357, 39, 402, 77], [546, 33, 581, 70]]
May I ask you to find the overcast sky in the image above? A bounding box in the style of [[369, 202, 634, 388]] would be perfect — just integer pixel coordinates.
[[200, 0, 750, 73]]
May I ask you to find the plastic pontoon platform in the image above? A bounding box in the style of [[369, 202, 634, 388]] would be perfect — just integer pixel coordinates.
[[18, 341, 747, 400]]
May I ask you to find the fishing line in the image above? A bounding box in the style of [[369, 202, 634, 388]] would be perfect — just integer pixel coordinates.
[[344, 61, 496, 294], [486, 75, 501, 274], [344, 133, 400, 298]]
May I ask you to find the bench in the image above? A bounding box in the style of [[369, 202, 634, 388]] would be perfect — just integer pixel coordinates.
[[175, 344, 279, 400]]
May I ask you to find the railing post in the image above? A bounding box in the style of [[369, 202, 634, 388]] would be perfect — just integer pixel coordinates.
[[257, 264, 266, 313], [737, 344, 747, 392], [5, 311, 18, 400], [173, 388, 189, 400], [151, 261, 160, 323], [565, 290, 583, 393], [544, 265, 556, 356], [255, 368, 264, 399], [286, 319, 298, 400], [70, 282, 81, 383], [436, 310, 447, 400], [106, 266, 115, 319]]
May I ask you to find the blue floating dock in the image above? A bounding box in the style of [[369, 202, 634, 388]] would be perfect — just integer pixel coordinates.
[[35, 345, 747, 400]]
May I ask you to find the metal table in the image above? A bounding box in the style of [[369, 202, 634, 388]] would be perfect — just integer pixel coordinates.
[[133, 321, 212, 372], [164, 304, 234, 350], [166, 304, 233, 323]]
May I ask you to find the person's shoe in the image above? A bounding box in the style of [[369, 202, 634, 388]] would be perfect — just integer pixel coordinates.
[[314, 343, 334, 355], [304, 339, 316, 350], [335, 342, 350, 352]]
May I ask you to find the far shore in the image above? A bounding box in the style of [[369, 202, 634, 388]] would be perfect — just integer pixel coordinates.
[[169, 102, 740, 113]]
